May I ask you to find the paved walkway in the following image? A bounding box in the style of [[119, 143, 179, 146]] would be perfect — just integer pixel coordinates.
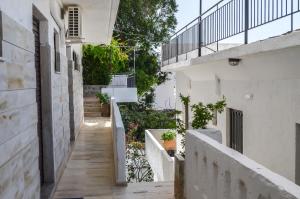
[[53, 117, 174, 199]]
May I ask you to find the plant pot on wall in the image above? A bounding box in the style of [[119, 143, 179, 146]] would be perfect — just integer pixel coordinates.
[[101, 103, 110, 117], [163, 139, 176, 151]]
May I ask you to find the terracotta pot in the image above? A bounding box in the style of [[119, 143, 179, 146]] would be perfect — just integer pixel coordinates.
[[101, 103, 110, 117], [163, 139, 176, 151]]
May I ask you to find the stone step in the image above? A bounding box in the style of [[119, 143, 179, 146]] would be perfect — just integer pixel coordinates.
[[84, 107, 101, 112], [84, 112, 102, 117], [84, 101, 100, 105]]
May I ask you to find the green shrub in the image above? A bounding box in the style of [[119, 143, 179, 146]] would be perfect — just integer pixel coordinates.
[[82, 39, 128, 85], [161, 130, 176, 141], [96, 93, 110, 105], [191, 98, 226, 129], [119, 103, 177, 142]]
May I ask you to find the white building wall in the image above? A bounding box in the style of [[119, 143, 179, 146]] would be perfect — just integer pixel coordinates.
[[154, 73, 176, 110], [175, 46, 300, 182], [185, 130, 300, 199]]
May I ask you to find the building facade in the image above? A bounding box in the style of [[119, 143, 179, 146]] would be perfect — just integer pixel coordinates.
[[162, 0, 300, 184], [0, 0, 119, 198]]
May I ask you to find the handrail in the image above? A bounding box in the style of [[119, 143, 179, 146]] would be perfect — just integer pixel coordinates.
[[170, 0, 226, 39], [162, 0, 300, 65]]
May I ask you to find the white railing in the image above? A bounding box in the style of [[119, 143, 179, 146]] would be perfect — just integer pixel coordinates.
[[185, 130, 300, 199], [111, 98, 127, 185], [145, 129, 174, 181]]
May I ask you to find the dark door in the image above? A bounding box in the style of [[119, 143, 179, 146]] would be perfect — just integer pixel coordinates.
[[33, 16, 44, 183], [229, 109, 243, 153]]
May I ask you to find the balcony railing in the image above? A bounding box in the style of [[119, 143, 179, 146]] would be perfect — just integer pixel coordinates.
[[162, 0, 300, 66]]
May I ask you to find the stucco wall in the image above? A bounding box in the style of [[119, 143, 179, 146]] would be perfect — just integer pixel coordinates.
[[175, 46, 300, 182], [111, 99, 127, 185], [185, 130, 300, 199], [145, 129, 175, 181], [154, 73, 176, 110]]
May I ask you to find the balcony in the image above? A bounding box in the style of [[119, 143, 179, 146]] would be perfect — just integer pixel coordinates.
[[162, 0, 300, 68]]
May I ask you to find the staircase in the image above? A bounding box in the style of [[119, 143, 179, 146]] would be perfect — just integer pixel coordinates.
[[84, 97, 102, 117]]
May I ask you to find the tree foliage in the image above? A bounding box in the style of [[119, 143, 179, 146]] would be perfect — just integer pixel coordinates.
[[113, 0, 177, 98], [82, 39, 129, 85], [114, 0, 177, 48]]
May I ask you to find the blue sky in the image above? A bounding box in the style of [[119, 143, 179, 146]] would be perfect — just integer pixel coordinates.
[[175, 0, 300, 43]]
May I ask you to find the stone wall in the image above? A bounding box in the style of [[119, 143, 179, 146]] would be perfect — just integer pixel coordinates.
[[185, 130, 300, 199], [0, 10, 40, 199], [0, 1, 83, 197]]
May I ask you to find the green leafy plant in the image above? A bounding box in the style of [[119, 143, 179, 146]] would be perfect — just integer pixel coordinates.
[[191, 98, 227, 129], [161, 130, 176, 141], [179, 93, 190, 129], [95, 93, 110, 105], [119, 103, 177, 142], [82, 39, 129, 85], [126, 142, 154, 183], [179, 94, 190, 106]]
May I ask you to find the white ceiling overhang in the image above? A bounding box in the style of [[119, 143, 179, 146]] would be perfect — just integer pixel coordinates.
[[61, 0, 119, 44]]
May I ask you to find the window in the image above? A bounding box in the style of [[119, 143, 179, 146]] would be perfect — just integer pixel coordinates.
[[73, 51, 79, 71], [54, 31, 60, 72], [229, 108, 243, 153]]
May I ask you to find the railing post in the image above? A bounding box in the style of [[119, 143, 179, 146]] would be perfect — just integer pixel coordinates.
[[291, 0, 294, 31], [176, 36, 179, 62], [198, 0, 202, 57], [168, 42, 170, 65], [244, 0, 249, 44]]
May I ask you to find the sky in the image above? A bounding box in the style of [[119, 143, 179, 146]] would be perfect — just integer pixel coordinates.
[[175, 0, 300, 43]]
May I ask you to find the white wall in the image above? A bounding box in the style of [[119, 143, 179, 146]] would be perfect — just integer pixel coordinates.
[[111, 99, 127, 185], [185, 130, 300, 199], [175, 45, 300, 182], [154, 73, 176, 110], [102, 87, 138, 103], [145, 129, 175, 181]]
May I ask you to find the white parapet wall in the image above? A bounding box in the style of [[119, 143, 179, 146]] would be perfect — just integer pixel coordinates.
[[102, 87, 138, 103], [111, 98, 127, 185], [185, 130, 300, 199], [145, 129, 174, 181]]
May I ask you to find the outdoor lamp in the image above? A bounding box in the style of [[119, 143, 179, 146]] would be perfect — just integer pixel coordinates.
[[228, 58, 241, 66]]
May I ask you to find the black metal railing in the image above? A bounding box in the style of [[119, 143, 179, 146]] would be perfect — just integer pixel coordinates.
[[162, 0, 300, 65]]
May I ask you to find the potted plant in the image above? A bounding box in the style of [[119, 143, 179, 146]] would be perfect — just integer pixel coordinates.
[[96, 93, 110, 117], [161, 130, 176, 151]]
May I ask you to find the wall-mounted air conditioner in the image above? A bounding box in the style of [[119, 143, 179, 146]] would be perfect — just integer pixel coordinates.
[[67, 6, 82, 40]]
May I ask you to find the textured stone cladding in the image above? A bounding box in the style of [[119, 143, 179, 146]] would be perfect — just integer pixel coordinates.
[[0, 11, 40, 199], [0, 9, 73, 198]]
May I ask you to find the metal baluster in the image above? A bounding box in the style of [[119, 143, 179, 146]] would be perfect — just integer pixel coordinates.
[[245, 0, 249, 44]]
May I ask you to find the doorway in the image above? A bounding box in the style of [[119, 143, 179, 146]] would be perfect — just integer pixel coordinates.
[[33, 15, 45, 184], [229, 108, 243, 153]]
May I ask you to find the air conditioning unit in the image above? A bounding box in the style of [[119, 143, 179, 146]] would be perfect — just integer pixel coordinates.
[[67, 6, 82, 40]]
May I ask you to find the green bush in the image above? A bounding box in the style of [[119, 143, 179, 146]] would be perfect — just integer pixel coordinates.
[[95, 93, 110, 105], [161, 130, 176, 141], [119, 103, 177, 142], [191, 98, 227, 129], [82, 39, 128, 85]]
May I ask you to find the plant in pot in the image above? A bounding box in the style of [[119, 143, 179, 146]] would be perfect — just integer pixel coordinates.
[[161, 130, 176, 153], [96, 93, 110, 117]]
